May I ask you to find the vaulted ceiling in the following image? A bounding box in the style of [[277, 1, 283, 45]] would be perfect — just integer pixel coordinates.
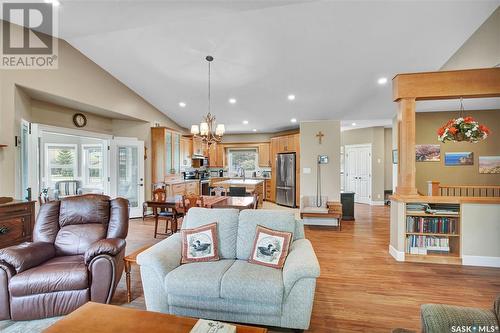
[[52, 1, 499, 132]]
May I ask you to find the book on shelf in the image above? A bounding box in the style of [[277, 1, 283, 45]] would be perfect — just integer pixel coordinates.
[[406, 235, 450, 255], [406, 216, 458, 234]]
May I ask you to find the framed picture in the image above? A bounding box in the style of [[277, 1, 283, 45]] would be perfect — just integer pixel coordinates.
[[392, 149, 398, 164], [415, 144, 440, 162], [444, 152, 474, 166], [479, 156, 500, 174]]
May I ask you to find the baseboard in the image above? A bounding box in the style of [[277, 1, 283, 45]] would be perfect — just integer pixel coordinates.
[[462, 255, 500, 268], [370, 200, 385, 206], [389, 245, 405, 262]]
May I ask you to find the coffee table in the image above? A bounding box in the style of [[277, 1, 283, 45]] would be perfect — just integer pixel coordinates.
[[43, 302, 267, 333]]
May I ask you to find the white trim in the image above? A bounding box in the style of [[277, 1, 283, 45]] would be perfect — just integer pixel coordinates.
[[344, 143, 372, 204], [462, 255, 500, 268], [302, 217, 339, 226], [389, 245, 405, 262], [37, 124, 113, 140], [81, 144, 106, 190], [370, 200, 385, 206]]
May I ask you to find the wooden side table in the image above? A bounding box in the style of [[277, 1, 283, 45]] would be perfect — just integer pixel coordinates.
[[124, 245, 151, 303]]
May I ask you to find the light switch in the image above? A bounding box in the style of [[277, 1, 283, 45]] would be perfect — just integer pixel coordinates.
[[303, 167, 311, 174], [377, 158, 381, 163]]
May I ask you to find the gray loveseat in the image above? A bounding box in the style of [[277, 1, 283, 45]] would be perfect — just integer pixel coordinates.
[[137, 208, 320, 330]]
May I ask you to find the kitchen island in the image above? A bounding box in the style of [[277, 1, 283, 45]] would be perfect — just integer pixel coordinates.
[[212, 179, 264, 206]]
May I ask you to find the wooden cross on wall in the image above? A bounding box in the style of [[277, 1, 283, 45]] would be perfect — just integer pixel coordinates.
[[316, 131, 324, 144]]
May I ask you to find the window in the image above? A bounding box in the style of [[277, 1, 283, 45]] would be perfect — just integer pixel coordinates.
[[82, 144, 104, 188], [227, 148, 258, 175], [45, 144, 78, 186]]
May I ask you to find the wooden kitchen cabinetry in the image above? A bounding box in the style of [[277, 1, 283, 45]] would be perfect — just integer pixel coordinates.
[[166, 181, 199, 197], [192, 137, 205, 156], [208, 143, 225, 167], [180, 136, 192, 171], [0, 200, 35, 249], [151, 127, 184, 183], [258, 143, 271, 167]]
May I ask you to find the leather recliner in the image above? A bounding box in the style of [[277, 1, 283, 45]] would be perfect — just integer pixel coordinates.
[[0, 194, 129, 320]]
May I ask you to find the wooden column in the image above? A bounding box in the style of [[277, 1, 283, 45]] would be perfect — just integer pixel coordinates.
[[396, 98, 418, 195]]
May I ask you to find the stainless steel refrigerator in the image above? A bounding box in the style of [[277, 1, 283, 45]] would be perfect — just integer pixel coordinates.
[[276, 153, 296, 207]]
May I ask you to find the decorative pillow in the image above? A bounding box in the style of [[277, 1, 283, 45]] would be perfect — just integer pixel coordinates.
[[181, 222, 219, 263], [248, 225, 292, 269]]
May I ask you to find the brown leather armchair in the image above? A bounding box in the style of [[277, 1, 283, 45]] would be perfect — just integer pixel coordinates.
[[0, 194, 129, 320]]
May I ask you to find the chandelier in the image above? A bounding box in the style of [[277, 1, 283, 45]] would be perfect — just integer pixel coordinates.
[[437, 98, 489, 143], [190, 55, 225, 146]]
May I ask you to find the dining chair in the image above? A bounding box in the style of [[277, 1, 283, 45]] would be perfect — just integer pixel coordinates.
[[253, 193, 259, 209], [184, 194, 204, 212], [152, 188, 177, 238], [228, 187, 247, 197], [143, 183, 166, 220]]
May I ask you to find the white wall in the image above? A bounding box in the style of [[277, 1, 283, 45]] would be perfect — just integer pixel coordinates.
[[300, 120, 341, 201]]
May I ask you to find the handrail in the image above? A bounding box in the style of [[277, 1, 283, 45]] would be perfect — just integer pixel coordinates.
[[427, 181, 500, 197]]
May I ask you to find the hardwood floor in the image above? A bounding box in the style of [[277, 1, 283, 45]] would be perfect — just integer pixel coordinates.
[[117, 204, 500, 333]]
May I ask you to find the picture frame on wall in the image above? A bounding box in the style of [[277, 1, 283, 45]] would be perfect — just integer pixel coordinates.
[[444, 152, 474, 166], [392, 149, 398, 164], [415, 144, 440, 162], [479, 156, 500, 174]]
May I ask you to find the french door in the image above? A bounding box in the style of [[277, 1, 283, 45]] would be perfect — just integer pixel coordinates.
[[110, 138, 144, 218], [345, 144, 372, 204]]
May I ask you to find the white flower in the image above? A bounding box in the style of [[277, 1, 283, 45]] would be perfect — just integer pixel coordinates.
[[465, 130, 472, 137], [473, 125, 478, 131], [455, 118, 463, 124]]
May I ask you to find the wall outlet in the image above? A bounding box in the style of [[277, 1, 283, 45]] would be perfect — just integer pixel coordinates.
[[377, 158, 381, 164], [377, 194, 381, 199], [303, 167, 311, 174]]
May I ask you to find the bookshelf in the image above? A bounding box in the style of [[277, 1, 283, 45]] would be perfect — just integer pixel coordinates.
[[405, 202, 461, 265]]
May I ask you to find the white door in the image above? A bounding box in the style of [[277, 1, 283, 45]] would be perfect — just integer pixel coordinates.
[[345, 144, 372, 204], [110, 138, 144, 218]]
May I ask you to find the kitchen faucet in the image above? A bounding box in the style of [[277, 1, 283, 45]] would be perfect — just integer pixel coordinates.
[[236, 166, 245, 180]]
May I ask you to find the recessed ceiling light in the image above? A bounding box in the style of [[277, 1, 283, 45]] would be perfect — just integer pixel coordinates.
[[352, 122, 357, 126], [229, 98, 237, 104], [377, 77, 388, 85], [287, 94, 296, 101], [290, 118, 297, 123], [252, 129, 257, 132], [45, 0, 60, 6], [243, 120, 249, 125], [178, 102, 186, 107]]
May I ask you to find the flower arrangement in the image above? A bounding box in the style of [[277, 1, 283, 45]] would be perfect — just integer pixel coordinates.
[[437, 116, 490, 143]]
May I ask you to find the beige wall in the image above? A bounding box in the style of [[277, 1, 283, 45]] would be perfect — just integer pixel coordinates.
[[300, 121, 341, 201], [0, 21, 184, 199], [341, 126, 387, 202], [384, 128, 393, 191], [415, 109, 500, 194], [441, 7, 500, 70]]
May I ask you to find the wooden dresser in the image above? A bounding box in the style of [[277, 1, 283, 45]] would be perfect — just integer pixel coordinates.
[[0, 200, 35, 249]]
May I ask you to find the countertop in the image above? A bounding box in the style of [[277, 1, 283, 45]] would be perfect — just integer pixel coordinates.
[[213, 179, 264, 186]]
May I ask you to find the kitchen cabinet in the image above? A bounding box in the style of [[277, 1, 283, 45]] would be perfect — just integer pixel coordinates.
[[207, 143, 225, 167], [192, 137, 204, 156], [180, 136, 192, 171], [258, 143, 271, 167], [165, 180, 199, 197], [151, 127, 183, 183]]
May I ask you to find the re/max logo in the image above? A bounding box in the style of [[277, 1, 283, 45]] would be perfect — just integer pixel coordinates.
[[451, 325, 499, 333]]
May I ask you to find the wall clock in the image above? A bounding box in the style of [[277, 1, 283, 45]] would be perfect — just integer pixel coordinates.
[[73, 113, 87, 128]]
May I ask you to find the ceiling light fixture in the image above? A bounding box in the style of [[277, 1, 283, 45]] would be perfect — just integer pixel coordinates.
[[377, 77, 388, 85], [229, 98, 237, 104], [252, 129, 257, 132], [290, 118, 297, 123], [190, 56, 225, 146], [179, 102, 186, 108], [287, 94, 296, 101], [352, 122, 356, 126], [243, 120, 249, 125]]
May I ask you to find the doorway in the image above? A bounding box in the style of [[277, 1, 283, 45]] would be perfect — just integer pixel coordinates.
[[20, 123, 145, 217], [344, 144, 372, 204]]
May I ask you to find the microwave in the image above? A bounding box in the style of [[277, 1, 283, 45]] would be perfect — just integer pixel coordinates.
[[191, 157, 208, 168]]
